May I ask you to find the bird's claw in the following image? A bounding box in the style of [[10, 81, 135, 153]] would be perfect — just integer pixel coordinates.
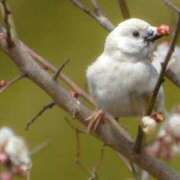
[[86, 110, 104, 133]]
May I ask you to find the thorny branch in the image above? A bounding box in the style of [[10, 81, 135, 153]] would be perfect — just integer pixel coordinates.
[[0, 0, 180, 179]]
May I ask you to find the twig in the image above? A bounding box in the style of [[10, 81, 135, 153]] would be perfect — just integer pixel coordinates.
[[53, 59, 70, 81], [134, 1, 180, 153], [0, 74, 25, 93], [26, 101, 55, 130], [118, 0, 130, 19], [0, 0, 14, 48], [30, 140, 50, 156], [69, 0, 114, 32]]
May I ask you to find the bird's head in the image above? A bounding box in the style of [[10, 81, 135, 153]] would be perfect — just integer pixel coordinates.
[[104, 18, 170, 61]]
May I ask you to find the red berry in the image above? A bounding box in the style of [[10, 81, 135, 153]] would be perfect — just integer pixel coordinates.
[[157, 25, 171, 35]]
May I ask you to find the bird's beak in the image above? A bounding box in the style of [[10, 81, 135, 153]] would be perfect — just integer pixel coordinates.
[[144, 25, 170, 42]]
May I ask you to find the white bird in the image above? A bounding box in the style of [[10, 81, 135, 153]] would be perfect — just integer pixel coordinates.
[[86, 18, 170, 132]]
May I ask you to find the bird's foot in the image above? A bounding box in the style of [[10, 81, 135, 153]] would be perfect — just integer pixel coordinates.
[[86, 110, 104, 133]]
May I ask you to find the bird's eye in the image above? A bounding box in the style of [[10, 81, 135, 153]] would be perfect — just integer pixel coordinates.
[[132, 31, 140, 38]]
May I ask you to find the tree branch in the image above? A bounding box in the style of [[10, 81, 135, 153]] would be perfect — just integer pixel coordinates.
[[0, 32, 179, 180], [118, 0, 130, 19], [69, 0, 114, 32]]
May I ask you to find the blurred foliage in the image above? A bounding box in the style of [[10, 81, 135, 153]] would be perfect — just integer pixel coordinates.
[[0, 0, 179, 179]]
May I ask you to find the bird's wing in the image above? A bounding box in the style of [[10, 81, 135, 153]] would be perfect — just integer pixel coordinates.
[[152, 42, 180, 87]]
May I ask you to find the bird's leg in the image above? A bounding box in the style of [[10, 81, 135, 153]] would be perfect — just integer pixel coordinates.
[[86, 110, 104, 133]]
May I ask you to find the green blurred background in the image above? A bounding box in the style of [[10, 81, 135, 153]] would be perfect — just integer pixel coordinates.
[[0, 0, 180, 179]]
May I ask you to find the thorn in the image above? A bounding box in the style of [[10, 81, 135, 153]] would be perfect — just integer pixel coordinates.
[[26, 101, 55, 130], [53, 59, 70, 81]]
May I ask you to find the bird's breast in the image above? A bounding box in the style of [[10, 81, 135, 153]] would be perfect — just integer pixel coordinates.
[[87, 59, 159, 117]]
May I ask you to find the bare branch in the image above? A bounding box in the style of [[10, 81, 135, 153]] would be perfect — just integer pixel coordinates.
[[69, 0, 114, 32], [26, 101, 55, 130], [0, 0, 15, 48], [134, 1, 180, 153], [0, 74, 25, 93], [53, 59, 70, 81], [118, 0, 130, 19]]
